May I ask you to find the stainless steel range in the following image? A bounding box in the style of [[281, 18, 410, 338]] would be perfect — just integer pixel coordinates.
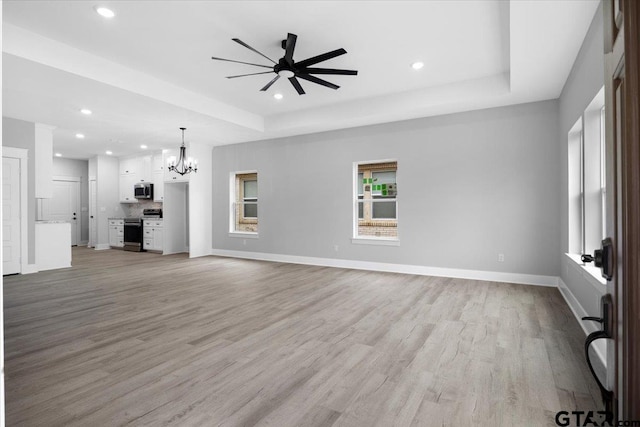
[[123, 208, 162, 252]]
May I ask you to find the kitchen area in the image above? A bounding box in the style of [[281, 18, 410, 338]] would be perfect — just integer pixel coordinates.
[[3, 115, 212, 275], [97, 148, 193, 256]]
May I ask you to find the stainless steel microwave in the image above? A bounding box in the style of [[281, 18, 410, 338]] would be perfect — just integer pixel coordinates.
[[134, 182, 153, 199]]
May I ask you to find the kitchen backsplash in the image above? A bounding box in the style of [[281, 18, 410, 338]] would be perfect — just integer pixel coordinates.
[[124, 201, 163, 217]]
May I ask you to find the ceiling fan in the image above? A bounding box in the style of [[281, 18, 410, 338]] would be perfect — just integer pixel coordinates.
[[211, 33, 358, 95]]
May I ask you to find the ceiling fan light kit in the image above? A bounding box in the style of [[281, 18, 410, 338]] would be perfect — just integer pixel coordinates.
[[211, 33, 358, 95]]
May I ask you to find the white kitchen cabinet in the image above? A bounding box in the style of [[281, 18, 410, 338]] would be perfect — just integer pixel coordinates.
[[108, 219, 124, 248], [139, 155, 152, 183], [119, 156, 140, 175], [119, 173, 138, 203], [152, 152, 164, 172], [143, 219, 163, 252], [153, 170, 164, 202], [119, 155, 156, 202]]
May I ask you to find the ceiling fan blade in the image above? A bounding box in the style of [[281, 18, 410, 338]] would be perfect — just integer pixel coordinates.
[[232, 38, 277, 64], [289, 77, 306, 95], [211, 56, 273, 69], [284, 33, 297, 65], [301, 67, 358, 76], [226, 71, 275, 79], [260, 75, 280, 91], [295, 48, 347, 68], [296, 73, 340, 90]]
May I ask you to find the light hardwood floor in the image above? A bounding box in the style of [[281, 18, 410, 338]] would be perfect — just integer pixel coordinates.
[[4, 247, 601, 426]]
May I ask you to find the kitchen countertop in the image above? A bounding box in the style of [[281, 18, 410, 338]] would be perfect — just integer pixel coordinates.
[[108, 217, 163, 220]]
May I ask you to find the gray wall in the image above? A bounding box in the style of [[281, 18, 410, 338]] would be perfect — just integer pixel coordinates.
[[52, 158, 89, 243], [212, 99, 561, 277], [3, 117, 37, 264], [558, 3, 605, 317]]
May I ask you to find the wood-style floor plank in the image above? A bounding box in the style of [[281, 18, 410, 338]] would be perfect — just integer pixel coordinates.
[[4, 247, 602, 426]]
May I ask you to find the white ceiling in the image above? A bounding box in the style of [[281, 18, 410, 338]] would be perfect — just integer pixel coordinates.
[[2, 0, 600, 159]]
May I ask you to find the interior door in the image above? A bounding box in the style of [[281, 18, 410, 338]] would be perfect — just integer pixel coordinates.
[[603, 0, 640, 419], [2, 157, 21, 275], [40, 179, 80, 246]]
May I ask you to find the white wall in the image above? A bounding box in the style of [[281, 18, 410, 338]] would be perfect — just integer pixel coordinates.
[[212, 99, 561, 279], [2, 117, 36, 264], [52, 158, 89, 243], [558, 3, 606, 319], [164, 182, 189, 254], [188, 142, 213, 258]]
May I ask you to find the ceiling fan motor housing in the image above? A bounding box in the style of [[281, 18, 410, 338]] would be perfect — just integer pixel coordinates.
[[275, 58, 295, 78]]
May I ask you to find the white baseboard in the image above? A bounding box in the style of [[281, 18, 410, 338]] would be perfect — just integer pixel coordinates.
[[37, 264, 72, 272], [209, 249, 558, 287], [21, 264, 39, 274], [557, 278, 606, 368], [94, 244, 111, 250]]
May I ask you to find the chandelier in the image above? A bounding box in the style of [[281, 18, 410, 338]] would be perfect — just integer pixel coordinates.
[[167, 127, 197, 176]]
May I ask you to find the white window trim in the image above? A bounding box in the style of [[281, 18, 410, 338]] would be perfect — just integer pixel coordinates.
[[353, 159, 399, 241], [229, 231, 259, 239], [352, 237, 400, 246], [568, 87, 606, 257], [565, 253, 607, 287]]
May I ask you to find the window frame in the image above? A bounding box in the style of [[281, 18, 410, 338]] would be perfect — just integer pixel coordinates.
[[567, 87, 606, 286], [229, 170, 259, 237], [352, 159, 399, 244]]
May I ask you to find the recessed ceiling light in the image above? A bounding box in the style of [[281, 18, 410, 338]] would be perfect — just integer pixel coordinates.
[[273, 93, 283, 100], [95, 6, 115, 18], [140, 145, 148, 149], [75, 133, 85, 139], [55, 153, 62, 157], [105, 150, 113, 155], [80, 109, 92, 115], [411, 61, 424, 70]]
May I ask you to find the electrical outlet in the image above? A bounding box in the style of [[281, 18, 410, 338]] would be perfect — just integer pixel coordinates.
[[334, 245, 339, 252], [498, 253, 505, 262]]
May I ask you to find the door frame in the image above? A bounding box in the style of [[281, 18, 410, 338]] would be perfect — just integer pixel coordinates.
[[2, 147, 29, 274]]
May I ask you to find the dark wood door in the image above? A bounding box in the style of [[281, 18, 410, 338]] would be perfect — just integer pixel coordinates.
[[604, 0, 640, 420]]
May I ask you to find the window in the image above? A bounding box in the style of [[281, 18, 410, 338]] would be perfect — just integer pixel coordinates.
[[354, 161, 398, 239], [243, 179, 258, 218], [231, 172, 258, 233], [568, 88, 605, 256]]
